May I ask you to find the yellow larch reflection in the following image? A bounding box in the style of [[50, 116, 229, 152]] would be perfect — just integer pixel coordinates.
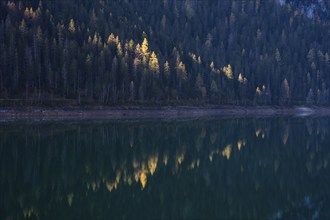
[[134, 170, 141, 183], [163, 153, 169, 166], [91, 182, 97, 191], [89, 180, 101, 192], [85, 138, 250, 195], [116, 170, 121, 183], [282, 126, 289, 144], [148, 155, 158, 175], [176, 152, 185, 165], [127, 175, 133, 185], [67, 193, 74, 206], [23, 209, 28, 218], [222, 144, 232, 160], [173, 150, 185, 173], [23, 207, 37, 218], [237, 139, 247, 151], [209, 149, 221, 162], [255, 129, 261, 137], [133, 159, 142, 182], [188, 159, 200, 170], [255, 129, 265, 138], [122, 171, 133, 186], [106, 167, 140, 192], [237, 141, 242, 151], [106, 181, 118, 192], [209, 154, 213, 162], [140, 171, 147, 189], [23, 208, 30, 218]]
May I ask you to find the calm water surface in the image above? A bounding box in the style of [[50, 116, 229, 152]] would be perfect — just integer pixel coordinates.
[[1, 117, 330, 219]]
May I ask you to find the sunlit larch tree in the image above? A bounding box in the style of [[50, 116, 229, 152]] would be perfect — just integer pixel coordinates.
[[141, 38, 150, 65], [223, 64, 233, 79], [68, 19, 76, 33], [148, 51, 159, 75]]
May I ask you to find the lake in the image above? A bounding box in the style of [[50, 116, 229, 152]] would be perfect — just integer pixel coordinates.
[[1, 116, 329, 219]]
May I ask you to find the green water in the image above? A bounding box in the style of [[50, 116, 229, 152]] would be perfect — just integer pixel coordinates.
[[1, 117, 330, 219]]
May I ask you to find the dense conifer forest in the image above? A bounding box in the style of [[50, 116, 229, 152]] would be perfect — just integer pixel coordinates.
[[0, 0, 329, 106]]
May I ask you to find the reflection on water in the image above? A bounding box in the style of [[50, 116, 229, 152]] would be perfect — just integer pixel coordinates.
[[0, 117, 330, 219]]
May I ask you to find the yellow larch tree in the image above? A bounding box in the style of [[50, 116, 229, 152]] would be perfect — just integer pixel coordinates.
[[68, 19, 76, 33], [117, 42, 123, 56], [223, 64, 233, 79], [149, 51, 159, 74], [141, 38, 150, 64]]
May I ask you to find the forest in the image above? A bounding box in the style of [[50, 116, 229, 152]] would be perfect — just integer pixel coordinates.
[[0, 0, 329, 106]]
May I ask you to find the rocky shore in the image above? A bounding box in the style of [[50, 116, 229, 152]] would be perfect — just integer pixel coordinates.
[[1, 106, 330, 122]]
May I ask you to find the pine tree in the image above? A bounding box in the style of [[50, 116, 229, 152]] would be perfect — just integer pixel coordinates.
[[306, 88, 314, 105], [281, 78, 290, 105], [19, 19, 27, 34], [164, 61, 170, 77]]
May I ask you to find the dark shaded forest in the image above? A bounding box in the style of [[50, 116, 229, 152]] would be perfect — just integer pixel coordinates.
[[0, 0, 329, 106]]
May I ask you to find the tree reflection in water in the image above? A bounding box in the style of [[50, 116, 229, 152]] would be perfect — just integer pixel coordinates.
[[0, 117, 329, 219]]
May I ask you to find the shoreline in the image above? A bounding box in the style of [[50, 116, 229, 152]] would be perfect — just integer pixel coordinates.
[[1, 106, 330, 121]]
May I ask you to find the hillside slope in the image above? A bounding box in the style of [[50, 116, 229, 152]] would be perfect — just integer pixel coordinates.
[[0, 0, 329, 106]]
